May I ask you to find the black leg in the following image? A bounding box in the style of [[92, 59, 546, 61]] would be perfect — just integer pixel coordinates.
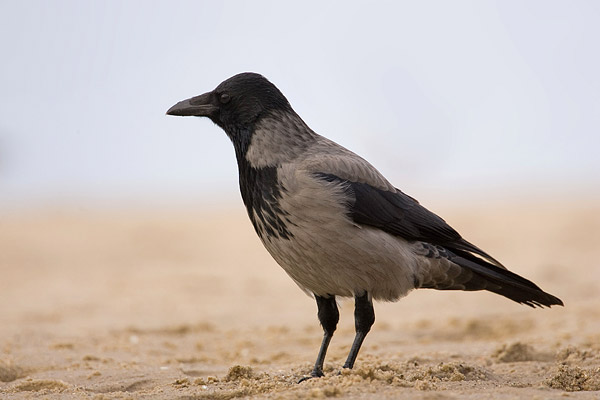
[[343, 291, 375, 369], [299, 294, 339, 382]]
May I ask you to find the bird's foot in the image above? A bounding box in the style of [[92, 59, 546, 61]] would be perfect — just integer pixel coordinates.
[[334, 364, 353, 376], [298, 369, 324, 383]]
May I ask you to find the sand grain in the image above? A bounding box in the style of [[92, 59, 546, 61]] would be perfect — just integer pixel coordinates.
[[1, 203, 599, 399]]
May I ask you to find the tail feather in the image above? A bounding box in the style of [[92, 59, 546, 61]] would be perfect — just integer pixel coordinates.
[[448, 252, 563, 308]]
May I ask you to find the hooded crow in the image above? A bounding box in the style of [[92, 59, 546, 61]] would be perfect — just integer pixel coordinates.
[[167, 72, 563, 380]]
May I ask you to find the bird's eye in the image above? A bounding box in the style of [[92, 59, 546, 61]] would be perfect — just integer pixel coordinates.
[[220, 93, 231, 104]]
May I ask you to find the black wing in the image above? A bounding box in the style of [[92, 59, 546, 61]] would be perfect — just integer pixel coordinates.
[[315, 172, 563, 308], [315, 172, 504, 269]]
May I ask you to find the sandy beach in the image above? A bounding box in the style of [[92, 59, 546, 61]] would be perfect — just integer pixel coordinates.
[[1, 201, 599, 399]]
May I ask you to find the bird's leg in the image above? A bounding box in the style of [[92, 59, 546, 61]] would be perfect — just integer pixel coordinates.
[[300, 294, 339, 382], [343, 291, 375, 369]]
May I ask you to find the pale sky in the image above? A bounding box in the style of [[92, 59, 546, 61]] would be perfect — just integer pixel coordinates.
[[1, 1, 598, 208]]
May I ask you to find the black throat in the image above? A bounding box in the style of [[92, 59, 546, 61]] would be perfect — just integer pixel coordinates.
[[227, 125, 293, 241]]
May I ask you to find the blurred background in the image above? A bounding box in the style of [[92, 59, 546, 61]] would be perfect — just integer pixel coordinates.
[[1, 2, 600, 396], [1, 0, 598, 210]]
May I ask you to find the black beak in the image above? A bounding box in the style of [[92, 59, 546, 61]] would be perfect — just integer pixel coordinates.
[[166, 92, 218, 117]]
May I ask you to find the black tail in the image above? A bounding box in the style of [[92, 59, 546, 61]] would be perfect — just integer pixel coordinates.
[[447, 250, 563, 308]]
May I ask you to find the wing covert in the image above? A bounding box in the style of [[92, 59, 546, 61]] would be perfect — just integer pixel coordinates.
[[314, 172, 505, 268]]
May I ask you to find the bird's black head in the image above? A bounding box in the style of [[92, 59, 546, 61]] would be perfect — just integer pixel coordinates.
[[167, 73, 292, 135]]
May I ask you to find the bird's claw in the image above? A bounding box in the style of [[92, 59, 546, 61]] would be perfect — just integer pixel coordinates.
[[298, 369, 324, 383], [297, 376, 312, 383]]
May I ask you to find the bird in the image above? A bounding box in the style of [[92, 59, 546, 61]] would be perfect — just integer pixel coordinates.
[[166, 72, 563, 380]]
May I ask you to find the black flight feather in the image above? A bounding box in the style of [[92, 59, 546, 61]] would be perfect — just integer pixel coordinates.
[[315, 172, 502, 267], [315, 173, 563, 308]]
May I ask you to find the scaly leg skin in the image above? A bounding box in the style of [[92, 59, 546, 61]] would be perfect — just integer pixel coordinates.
[[298, 294, 339, 383], [343, 291, 375, 369]]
